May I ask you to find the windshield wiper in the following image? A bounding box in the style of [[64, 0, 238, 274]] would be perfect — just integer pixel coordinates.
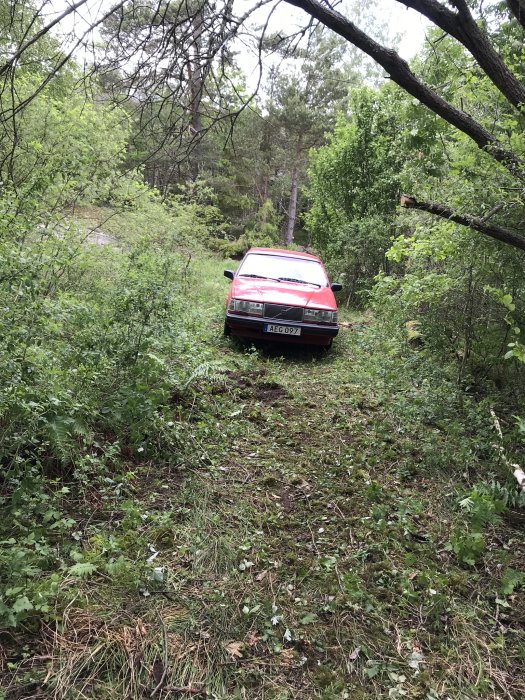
[[239, 273, 279, 281], [277, 277, 321, 288]]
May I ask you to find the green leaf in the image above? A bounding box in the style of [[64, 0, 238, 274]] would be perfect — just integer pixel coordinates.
[[5, 587, 24, 597], [68, 562, 97, 578], [501, 294, 515, 312], [12, 596, 34, 613], [300, 612, 318, 625], [495, 597, 511, 608], [367, 663, 380, 678], [500, 568, 525, 596]]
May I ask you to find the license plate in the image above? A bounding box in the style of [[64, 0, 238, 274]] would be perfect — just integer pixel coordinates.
[[263, 324, 301, 336]]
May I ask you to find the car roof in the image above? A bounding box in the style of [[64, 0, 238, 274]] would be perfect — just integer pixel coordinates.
[[246, 247, 322, 262]]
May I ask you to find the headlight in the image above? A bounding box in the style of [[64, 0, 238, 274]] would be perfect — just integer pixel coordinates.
[[228, 299, 264, 316], [304, 308, 337, 323]]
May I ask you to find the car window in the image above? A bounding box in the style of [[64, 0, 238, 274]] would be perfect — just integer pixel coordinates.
[[237, 254, 328, 287]]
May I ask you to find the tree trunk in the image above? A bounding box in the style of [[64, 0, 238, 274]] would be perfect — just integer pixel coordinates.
[[284, 138, 303, 246], [261, 175, 269, 206], [285, 166, 299, 246], [188, 7, 204, 180], [458, 265, 475, 385]]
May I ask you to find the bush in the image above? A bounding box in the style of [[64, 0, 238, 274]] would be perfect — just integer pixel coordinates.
[[0, 188, 233, 627]]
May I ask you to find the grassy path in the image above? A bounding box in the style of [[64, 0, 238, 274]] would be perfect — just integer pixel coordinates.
[[3, 257, 524, 700], [150, 329, 524, 700], [130, 322, 523, 700]]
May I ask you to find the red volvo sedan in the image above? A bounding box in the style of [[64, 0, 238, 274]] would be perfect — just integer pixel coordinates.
[[223, 248, 342, 347]]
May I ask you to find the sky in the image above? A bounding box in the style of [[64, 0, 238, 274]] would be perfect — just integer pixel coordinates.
[[234, 0, 430, 90], [49, 0, 430, 80], [252, 0, 430, 59], [387, 2, 430, 58]]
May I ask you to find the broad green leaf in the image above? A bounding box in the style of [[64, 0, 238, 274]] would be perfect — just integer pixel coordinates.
[[300, 612, 318, 625], [12, 596, 34, 613]]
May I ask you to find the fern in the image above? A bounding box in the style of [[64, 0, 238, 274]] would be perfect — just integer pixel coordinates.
[[477, 481, 525, 510], [500, 568, 525, 595], [185, 359, 231, 388], [45, 416, 91, 463], [68, 562, 97, 579]]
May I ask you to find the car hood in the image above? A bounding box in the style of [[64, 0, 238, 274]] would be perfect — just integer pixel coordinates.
[[232, 278, 337, 310]]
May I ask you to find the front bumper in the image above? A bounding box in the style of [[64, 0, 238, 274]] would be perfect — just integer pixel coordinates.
[[225, 312, 339, 345]]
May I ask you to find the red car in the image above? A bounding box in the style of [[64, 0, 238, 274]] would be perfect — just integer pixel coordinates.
[[224, 247, 341, 347]]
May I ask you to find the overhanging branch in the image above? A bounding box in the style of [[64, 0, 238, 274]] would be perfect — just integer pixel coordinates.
[[400, 194, 525, 251], [395, 0, 525, 109], [507, 0, 525, 30], [0, 0, 90, 77], [283, 0, 524, 178]]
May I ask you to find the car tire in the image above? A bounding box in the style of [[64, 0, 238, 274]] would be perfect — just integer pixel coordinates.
[[319, 339, 333, 351], [223, 320, 231, 337]]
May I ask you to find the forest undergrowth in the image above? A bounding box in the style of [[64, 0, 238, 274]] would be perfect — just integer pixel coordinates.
[[1, 229, 524, 700]]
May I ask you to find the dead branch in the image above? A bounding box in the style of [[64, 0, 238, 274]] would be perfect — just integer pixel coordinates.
[[399, 194, 525, 251]]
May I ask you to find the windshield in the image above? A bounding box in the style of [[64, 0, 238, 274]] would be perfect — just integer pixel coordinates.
[[238, 254, 328, 287]]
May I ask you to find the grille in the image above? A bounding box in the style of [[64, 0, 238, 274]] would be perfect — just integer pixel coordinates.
[[263, 303, 303, 322]]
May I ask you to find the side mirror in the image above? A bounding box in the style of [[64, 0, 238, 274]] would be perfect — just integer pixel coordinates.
[[224, 270, 234, 280], [331, 282, 343, 292]]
